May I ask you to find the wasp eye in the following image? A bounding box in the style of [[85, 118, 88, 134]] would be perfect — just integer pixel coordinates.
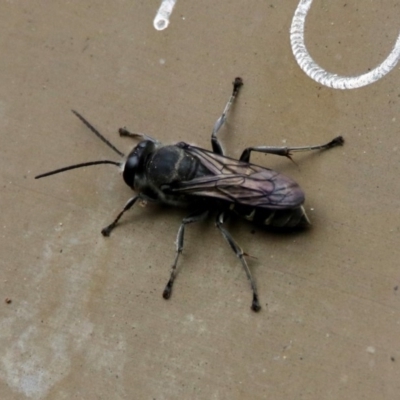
[[123, 155, 139, 187]]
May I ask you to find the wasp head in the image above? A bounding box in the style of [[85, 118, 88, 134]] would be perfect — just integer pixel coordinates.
[[123, 140, 156, 188]]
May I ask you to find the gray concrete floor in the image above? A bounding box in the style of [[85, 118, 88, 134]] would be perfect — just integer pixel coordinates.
[[1, 1, 399, 399]]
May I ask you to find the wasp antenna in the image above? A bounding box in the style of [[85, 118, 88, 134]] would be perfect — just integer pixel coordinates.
[[71, 110, 125, 157], [35, 160, 121, 179]]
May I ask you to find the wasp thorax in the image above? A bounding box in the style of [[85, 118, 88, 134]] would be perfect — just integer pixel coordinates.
[[146, 145, 202, 186]]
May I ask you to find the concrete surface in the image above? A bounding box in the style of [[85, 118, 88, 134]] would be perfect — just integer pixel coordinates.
[[0, 1, 399, 399]]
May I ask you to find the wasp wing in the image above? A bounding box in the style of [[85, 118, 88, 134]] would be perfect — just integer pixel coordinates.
[[169, 145, 304, 209]]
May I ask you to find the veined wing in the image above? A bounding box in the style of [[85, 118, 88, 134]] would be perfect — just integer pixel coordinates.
[[169, 145, 305, 209]]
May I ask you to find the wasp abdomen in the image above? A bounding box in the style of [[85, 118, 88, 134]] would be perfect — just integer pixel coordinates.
[[232, 204, 310, 228]]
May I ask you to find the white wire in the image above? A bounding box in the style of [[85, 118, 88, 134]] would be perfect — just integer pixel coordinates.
[[290, 0, 400, 89]]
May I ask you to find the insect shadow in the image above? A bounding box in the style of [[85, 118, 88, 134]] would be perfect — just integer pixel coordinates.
[[36, 77, 344, 312]]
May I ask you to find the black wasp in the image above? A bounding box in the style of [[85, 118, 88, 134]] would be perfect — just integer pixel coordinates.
[[36, 78, 344, 312]]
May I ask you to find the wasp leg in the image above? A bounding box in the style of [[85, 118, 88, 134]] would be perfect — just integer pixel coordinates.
[[118, 128, 156, 142], [215, 212, 261, 312], [211, 77, 243, 155], [101, 195, 139, 237], [163, 210, 209, 300], [240, 136, 344, 162]]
